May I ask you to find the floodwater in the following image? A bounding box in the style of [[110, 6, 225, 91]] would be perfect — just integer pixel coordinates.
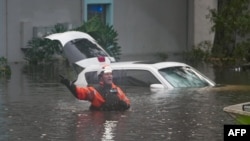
[[1, 62, 250, 141]]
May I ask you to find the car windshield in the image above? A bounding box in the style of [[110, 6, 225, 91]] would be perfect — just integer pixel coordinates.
[[69, 39, 108, 58], [159, 66, 210, 88], [63, 38, 108, 64]]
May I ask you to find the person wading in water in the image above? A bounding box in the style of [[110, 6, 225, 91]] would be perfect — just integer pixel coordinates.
[[60, 65, 130, 111]]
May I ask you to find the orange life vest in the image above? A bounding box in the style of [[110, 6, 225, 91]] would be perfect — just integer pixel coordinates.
[[75, 83, 130, 110]]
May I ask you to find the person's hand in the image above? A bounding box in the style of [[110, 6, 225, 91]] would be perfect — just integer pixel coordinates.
[[59, 75, 77, 96], [59, 75, 70, 87], [118, 100, 130, 110]]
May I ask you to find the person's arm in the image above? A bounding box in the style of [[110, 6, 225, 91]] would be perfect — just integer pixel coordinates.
[[60, 75, 94, 100], [74, 86, 95, 100], [116, 87, 131, 110], [117, 87, 130, 104], [60, 75, 78, 98]]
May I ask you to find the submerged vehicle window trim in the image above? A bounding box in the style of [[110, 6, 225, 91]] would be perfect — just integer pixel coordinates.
[[158, 66, 210, 88]]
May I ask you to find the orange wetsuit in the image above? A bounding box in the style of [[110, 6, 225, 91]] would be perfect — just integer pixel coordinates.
[[73, 83, 130, 111]]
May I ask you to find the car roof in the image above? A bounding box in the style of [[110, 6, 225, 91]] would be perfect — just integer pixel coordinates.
[[82, 61, 190, 74], [45, 31, 97, 46], [109, 61, 189, 70]]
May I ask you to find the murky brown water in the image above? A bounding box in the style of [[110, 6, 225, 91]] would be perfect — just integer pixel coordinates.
[[1, 62, 250, 141]]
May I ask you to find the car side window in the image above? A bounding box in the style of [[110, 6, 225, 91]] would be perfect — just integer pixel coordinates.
[[85, 71, 99, 85], [85, 69, 161, 87], [69, 39, 108, 58], [113, 70, 160, 87]]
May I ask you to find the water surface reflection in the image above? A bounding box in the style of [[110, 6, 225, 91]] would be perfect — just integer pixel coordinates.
[[0, 62, 250, 141]]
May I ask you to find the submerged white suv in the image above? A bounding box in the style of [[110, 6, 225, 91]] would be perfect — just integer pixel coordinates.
[[46, 31, 215, 89], [76, 61, 215, 89]]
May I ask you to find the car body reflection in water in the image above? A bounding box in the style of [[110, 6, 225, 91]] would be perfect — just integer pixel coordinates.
[[1, 62, 250, 141]]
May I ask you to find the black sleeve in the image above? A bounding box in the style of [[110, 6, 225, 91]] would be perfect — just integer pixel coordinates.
[[118, 100, 130, 111], [60, 76, 78, 98], [66, 83, 78, 98]]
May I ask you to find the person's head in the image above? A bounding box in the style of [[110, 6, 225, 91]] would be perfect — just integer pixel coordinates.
[[97, 65, 113, 85]]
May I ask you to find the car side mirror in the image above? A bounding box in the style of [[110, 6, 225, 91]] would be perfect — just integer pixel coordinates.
[[150, 84, 166, 93], [150, 84, 165, 89]]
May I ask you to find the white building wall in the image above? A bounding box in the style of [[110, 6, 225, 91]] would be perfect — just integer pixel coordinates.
[[2, 0, 82, 62], [193, 0, 217, 46], [0, 0, 217, 62], [0, 0, 6, 58], [114, 0, 188, 61]]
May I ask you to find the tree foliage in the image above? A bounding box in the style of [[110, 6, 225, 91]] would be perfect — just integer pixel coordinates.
[[76, 16, 121, 60], [0, 57, 11, 77], [24, 23, 65, 64], [208, 0, 250, 61]]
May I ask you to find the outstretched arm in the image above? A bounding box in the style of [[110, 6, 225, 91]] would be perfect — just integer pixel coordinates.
[[59, 75, 78, 98], [59, 75, 97, 101]]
